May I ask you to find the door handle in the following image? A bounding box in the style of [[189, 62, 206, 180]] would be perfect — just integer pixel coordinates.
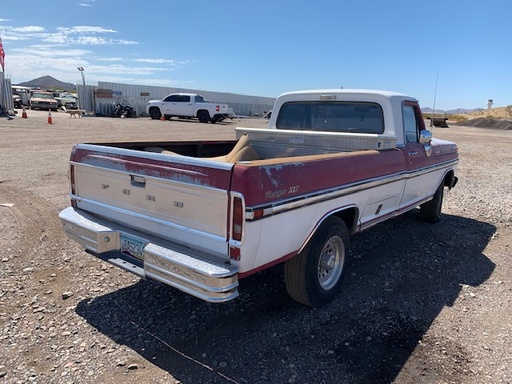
[[130, 174, 146, 188], [408, 151, 418, 157]]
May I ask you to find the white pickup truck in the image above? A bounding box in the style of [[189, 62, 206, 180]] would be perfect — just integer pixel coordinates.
[[29, 91, 58, 111], [146, 93, 230, 123], [59, 89, 458, 307]]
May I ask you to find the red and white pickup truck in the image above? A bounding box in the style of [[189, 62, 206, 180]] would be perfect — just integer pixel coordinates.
[[59, 89, 458, 307]]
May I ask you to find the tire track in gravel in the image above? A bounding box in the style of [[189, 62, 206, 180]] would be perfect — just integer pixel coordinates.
[[0, 183, 65, 264], [0, 183, 78, 377]]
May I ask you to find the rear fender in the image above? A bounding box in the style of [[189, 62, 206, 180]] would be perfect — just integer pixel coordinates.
[[298, 205, 359, 254], [443, 170, 458, 189]]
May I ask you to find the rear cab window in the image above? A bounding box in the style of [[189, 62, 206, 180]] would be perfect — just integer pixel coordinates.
[[276, 101, 384, 134]]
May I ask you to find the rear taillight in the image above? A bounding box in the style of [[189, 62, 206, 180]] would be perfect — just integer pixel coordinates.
[[230, 193, 245, 242], [70, 164, 76, 195], [70, 164, 77, 208]]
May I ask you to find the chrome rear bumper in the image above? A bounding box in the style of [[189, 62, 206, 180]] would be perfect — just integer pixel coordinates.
[[59, 207, 238, 303]]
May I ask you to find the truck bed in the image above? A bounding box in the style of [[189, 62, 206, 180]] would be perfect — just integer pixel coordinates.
[[92, 127, 398, 163]]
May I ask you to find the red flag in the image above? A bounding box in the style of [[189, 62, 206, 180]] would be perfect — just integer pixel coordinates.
[[0, 37, 5, 72]]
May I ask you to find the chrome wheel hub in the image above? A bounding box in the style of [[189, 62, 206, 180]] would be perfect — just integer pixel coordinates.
[[317, 236, 345, 291]]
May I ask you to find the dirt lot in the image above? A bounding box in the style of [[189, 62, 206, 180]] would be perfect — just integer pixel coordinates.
[[0, 110, 511, 384]]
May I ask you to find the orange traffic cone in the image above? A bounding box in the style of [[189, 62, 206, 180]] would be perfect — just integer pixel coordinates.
[[47, 110, 53, 124], [160, 113, 165, 121], [22, 107, 27, 118]]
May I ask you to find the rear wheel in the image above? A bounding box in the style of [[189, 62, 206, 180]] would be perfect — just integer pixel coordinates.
[[420, 182, 444, 223], [284, 216, 349, 307], [197, 110, 210, 123], [149, 108, 161, 120]]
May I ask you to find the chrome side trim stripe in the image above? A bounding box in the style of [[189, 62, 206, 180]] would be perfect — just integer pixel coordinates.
[[246, 159, 457, 221]]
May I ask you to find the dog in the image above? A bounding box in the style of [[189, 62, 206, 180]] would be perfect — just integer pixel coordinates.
[[65, 109, 85, 118]]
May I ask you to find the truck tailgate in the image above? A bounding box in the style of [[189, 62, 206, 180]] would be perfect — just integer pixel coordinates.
[[70, 144, 235, 257]]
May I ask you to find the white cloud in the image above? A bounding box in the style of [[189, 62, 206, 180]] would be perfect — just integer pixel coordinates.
[[12, 46, 92, 58], [57, 26, 117, 34], [78, 0, 96, 7], [13, 26, 46, 33], [3, 20, 190, 85], [0, 25, 47, 40], [90, 63, 172, 75], [0, 35, 32, 41], [95, 57, 124, 62], [134, 58, 176, 64], [0, 24, 138, 46]]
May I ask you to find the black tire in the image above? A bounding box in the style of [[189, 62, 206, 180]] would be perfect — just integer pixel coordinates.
[[284, 216, 349, 307], [197, 110, 210, 123], [420, 182, 444, 223], [149, 108, 161, 120]]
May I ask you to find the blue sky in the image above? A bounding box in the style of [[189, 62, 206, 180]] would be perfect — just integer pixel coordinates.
[[1, 0, 510, 110]]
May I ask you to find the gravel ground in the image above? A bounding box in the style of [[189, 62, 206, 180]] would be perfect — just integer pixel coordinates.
[[0, 110, 511, 384]]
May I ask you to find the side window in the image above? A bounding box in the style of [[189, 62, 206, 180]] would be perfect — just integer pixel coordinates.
[[164, 95, 179, 102], [178, 95, 190, 102], [403, 105, 419, 143]]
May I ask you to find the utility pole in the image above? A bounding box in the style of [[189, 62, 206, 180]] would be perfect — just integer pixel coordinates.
[[77, 67, 85, 85]]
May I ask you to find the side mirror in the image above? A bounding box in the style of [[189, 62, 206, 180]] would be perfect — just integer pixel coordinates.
[[419, 130, 432, 157]]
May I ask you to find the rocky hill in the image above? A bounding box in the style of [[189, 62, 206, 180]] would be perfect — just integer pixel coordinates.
[[457, 117, 512, 130], [453, 106, 512, 130], [16, 76, 76, 91], [465, 106, 512, 119]]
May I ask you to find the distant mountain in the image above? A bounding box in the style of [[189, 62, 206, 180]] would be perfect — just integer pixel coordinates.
[[16, 76, 76, 91], [421, 107, 485, 115], [446, 108, 485, 115]]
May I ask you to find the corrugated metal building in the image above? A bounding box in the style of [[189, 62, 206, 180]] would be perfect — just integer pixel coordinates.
[[0, 72, 14, 113], [78, 82, 275, 118]]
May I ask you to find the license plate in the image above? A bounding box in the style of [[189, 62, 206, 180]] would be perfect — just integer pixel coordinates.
[[120, 234, 146, 260]]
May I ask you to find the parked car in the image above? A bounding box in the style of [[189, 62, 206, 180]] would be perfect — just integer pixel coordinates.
[[55, 95, 78, 110], [30, 92, 58, 111], [11, 85, 31, 108]]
